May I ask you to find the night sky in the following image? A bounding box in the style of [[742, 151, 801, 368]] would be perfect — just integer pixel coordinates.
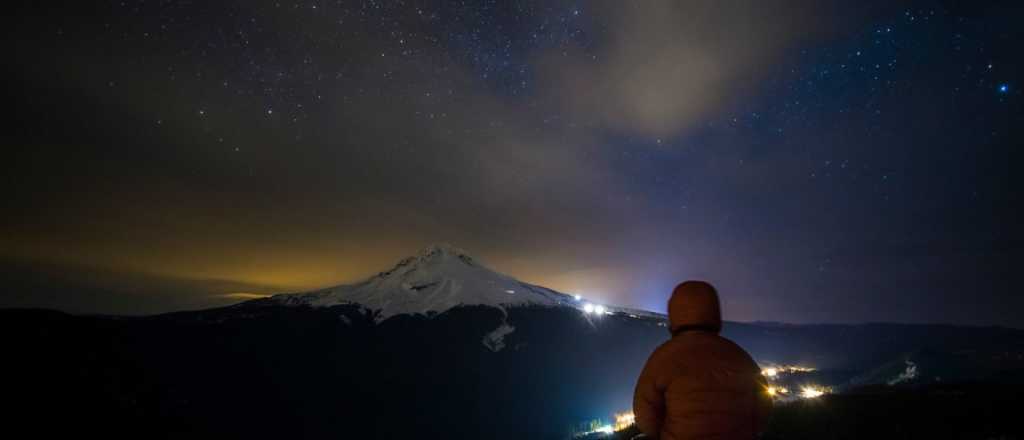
[[2, 1, 1022, 326]]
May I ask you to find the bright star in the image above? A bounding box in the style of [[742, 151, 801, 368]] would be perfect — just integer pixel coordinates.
[[998, 84, 1009, 93]]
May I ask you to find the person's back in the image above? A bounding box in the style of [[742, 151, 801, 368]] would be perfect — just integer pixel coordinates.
[[633, 281, 772, 440]]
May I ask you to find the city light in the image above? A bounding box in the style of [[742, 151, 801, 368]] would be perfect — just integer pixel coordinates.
[[574, 412, 636, 438], [583, 303, 595, 314], [761, 365, 824, 401], [614, 412, 635, 431], [594, 305, 606, 314], [761, 365, 815, 377], [799, 385, 827, 399]]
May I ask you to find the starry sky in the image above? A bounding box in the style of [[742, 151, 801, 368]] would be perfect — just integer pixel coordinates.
[[2, 0, 1022, 326]]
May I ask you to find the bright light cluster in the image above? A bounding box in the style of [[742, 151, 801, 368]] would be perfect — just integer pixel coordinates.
[[573, 411, 636, 437], [576, 423, 614, 437], [582, 303, 610, 315], [761, 364, 828, 401], [799, 385, 827, 399], [760, 365, 816, 378], [767, 383, 827, 400], [614, 412, 635, 431]]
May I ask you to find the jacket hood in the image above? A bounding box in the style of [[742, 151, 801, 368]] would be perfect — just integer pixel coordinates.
[[668, 281, 722, 334]]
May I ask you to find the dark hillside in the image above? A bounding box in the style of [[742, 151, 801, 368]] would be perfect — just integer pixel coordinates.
[[0, 305, 666, 439], [4, 306, 1023, 439]]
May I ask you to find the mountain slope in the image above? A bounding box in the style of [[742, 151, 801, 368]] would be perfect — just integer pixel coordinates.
[[3, 246, 1024, 439], [0, 304, 669, 440], [261, 244, 623, 321]]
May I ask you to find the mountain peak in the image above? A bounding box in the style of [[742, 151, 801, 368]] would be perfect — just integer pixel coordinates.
[[266, 245, 574, 320], [417, 243, 472, 260], [376, 243, 477, 279]]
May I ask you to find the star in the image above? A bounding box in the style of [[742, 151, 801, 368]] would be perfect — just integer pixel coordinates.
[[997, 84, 1009, 93]]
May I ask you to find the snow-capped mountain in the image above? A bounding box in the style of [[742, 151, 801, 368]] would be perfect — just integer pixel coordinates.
[[263, 244, 588, 320], [6, 250, 1024, 440]]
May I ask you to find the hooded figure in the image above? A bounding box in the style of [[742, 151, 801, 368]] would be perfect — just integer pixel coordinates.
[[633, 281, 772, 439]]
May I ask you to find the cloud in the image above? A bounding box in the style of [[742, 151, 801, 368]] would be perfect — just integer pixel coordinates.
[[1, 0, 919, 319], [538, 0, 885, 138]]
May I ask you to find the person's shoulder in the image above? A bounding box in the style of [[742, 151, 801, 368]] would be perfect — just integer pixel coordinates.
[[649, 338, 675, 358], [652, 333, 706, 357], [676, 333, 756, 358], [712, 334, 760, 366], [646, 336, 691, 364], [712, 334, 746, 350]]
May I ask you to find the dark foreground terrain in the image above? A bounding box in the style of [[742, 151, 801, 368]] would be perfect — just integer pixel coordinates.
[[2, 305, 666, 439], [3, 304, 1023, 439], [599, 384, 1024, 440]]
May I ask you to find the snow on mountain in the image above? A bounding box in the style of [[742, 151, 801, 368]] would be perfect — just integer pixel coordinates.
[[265, 244, 587, 321]]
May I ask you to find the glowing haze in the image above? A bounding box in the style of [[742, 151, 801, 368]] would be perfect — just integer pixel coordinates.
[[2, 0, 1022, 325]]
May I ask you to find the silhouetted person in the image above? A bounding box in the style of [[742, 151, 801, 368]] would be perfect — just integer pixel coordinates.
[[633, 281, 772, 439]]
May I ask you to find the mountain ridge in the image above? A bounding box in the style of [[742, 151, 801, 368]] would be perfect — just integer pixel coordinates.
[[255, 244, 662, 322]]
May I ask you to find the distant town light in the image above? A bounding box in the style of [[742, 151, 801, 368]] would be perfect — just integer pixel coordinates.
[[583, 303, 595, 314], [575, 412, 636, 437], [614, 412, 635, 431], [800, 385, 826, 399], [594, 305, 606, 315], [573, 294, 582, 301], [761, 365, 815, 378]]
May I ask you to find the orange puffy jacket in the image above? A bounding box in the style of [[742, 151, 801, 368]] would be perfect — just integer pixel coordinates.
[[633, 281, 772, 440]]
